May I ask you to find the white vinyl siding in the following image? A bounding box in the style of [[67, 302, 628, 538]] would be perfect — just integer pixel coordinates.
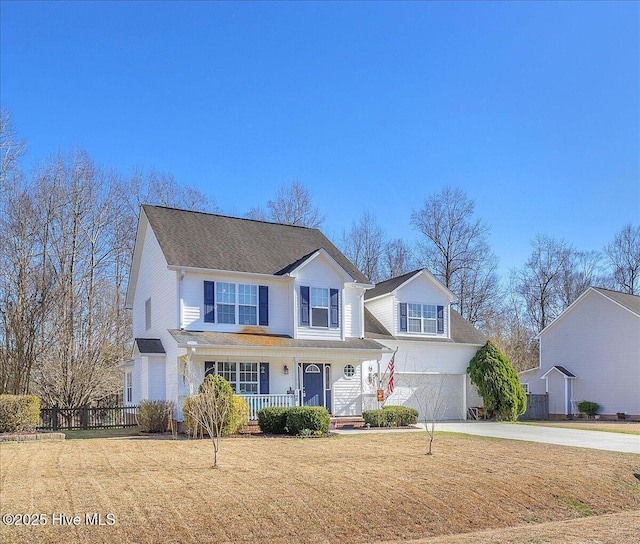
[[537, 290, 640, 416]]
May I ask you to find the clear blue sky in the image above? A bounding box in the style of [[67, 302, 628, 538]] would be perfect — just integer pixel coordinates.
[[2, 1, 638, 276]]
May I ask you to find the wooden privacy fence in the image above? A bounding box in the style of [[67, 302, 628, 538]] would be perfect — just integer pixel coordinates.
[[520, 394, 549, 420], [39, 406, 139, 431]]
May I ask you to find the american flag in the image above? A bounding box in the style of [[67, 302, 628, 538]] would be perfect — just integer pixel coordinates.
[[386, 354, 395, 394]]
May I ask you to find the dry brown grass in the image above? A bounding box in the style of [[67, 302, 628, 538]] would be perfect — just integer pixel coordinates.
[[1, 432, 639, 543], [522, 421, 640, 435]]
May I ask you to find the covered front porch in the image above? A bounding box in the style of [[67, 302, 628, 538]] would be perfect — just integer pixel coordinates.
[[170, 329, 387, 420]]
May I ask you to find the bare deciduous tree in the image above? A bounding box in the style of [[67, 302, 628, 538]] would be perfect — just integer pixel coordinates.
[[403, 372, 450, 455], [410, 186, 500, 329], [340, 211, 386, 282], [380, 238, 416, 281], [604, 223, 640, 295], [265, 180, 325, 228], [0, 108, 26, 183], [182, 374, 233, 468]]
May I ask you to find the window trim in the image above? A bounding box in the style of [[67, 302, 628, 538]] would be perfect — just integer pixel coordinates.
[[310, 287, 329, 328], [343, 364, 356, 379], [145, 298, 151, 330], [403, 302, 442, 335], [126, 371, 133, 403], [204, 361, 260, 395]]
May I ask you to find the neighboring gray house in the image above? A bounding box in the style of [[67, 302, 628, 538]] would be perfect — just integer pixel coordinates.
[[521, 287, 640, 419]]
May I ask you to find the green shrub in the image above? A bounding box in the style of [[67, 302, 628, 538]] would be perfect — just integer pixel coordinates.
[[578, 401, 599, 418], [0, 395, 40, 433], [227, 396, 249, 434], [137, 400, 173, 433], [257, 407, 289, 434], [285, 406, 330, 435], [383, 405, 419, 426], [363, 406, 418, 427], [468, 340, 527, 421], [363, 409, 392, 427]]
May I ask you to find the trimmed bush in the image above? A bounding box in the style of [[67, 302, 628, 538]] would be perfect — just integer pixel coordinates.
[[578, 401, 599, 418], [0, 395, 40, 433], [285, 406, 330, 435], [137, 400, 174, 433], [363, 406, 419, 427], [257, 407, 289, 434], [363, 409, 392, 427], [227, 396, 249, 434], [383, 405, 418, 426]]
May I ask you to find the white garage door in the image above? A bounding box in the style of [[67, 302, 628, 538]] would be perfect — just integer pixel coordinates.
[[387, 374, 465, 421]]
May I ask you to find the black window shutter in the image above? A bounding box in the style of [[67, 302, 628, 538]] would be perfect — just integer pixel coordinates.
[[259, 363, 270, 394], [437, 305, 444, 334], [330, 289, 339, 328], [300, 286, 310, 325], [204, 361, 215, 378], [399, 302, 408, 332], [259, 286, 269, 326], [204, 281, 215, 323]]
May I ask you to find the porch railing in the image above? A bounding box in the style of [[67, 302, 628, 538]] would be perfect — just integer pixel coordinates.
[[238, 394, 296, 420]]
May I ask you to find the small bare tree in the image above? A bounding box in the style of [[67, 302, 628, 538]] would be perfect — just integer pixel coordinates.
[[182, 374, 233, 468], [405, 373, 450, 455]]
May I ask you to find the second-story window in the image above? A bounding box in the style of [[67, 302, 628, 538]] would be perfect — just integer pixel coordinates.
[[238, 284, 257, 325], [217, 283, 236, 324], [204, 281, 268, 326], [310, 287, 329, 327], [401, 302, 444, 335]]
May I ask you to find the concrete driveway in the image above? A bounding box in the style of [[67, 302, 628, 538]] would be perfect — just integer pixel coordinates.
[[335, 422, 640, 454]]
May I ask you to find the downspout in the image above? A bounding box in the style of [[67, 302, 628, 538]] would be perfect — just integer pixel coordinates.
[[179, 269, 185, 330]]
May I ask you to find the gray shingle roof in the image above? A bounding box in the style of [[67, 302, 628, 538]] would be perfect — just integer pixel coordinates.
[[364, 269, 423, 300], [593, 287, 640, 316], [134, 338, 166, 354], [142, 205, 369, 283]]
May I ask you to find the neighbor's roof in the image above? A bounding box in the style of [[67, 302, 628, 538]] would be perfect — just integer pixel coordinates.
[[134, 338, 166, 354], [142, 205, 369, 283], [592, 287, 640, 316], [364, 307, 486, 345], [168, 329, 386, 353], [541, 365, 576, 379]]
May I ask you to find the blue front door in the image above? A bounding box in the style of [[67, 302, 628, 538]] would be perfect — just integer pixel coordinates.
[[303, 364, 323, 407]]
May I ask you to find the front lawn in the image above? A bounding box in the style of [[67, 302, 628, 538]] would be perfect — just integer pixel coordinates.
[[1, 432, 638, 543], [519, 420, 640, 435]]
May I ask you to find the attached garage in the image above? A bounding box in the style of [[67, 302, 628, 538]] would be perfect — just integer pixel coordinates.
[[386, 373, 467, 421]]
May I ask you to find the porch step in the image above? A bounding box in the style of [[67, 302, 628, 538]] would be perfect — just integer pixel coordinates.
[[331, 416, 365, 429]]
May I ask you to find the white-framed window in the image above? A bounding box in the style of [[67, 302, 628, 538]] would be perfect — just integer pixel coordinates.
[[310, 287, 329, 327], [126, 371, 133, 403], [145, 298, 151, 330], [215, 283, 258, 325], [216, 283, 236, 324], [238, 284, 257, 325], [204, 361, 259, 394], [408, 303, 437, 334], [521, 383, 529, 394], [343, 364, 355, 379]]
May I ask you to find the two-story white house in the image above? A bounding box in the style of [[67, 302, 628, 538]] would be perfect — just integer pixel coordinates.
[[122, 205, 485, 422], [363, 270, 486, 420]]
